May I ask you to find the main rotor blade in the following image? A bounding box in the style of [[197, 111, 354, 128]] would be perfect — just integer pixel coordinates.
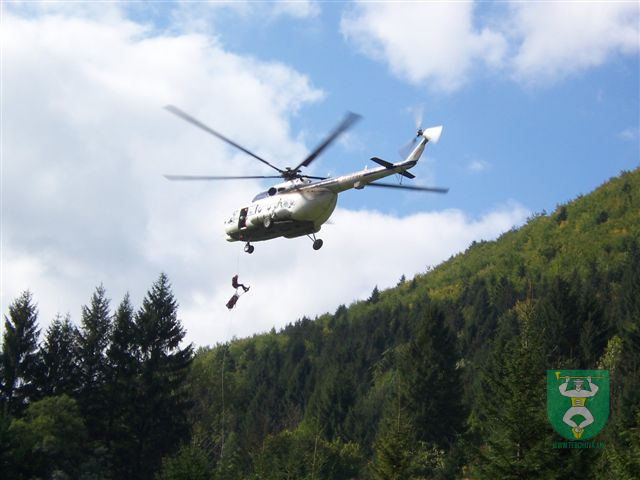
[[293, 111, 361, 171], [164, 175, 283, 181], [411, 104, 424, 130], [367, 182, 449, 193], [301, 175, 329, 180], [165, 105, 284, 174]]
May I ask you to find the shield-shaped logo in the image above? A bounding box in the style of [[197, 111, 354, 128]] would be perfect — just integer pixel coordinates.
[[547, 370, 609, 440]]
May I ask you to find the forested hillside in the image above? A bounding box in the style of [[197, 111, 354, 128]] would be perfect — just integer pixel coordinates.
[[183, 169, 640, 479], [2, 169, 639, 479]]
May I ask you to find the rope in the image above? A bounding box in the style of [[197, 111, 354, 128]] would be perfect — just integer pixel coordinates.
[[220, 340, 226, 461], [220, 251, 242, 461]]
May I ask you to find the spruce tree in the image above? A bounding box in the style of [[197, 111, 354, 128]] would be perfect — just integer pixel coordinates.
[[76, 285, 112, 444], [38, 314, 80, 398], [472, 300, 564, 479], [370, 405, 417, 480], [1, 291, 40, 416], [603, 239, 640, 478], [105, 294, 139, 478], [132, 273, 194, 479], [396, 304, 462, 448]]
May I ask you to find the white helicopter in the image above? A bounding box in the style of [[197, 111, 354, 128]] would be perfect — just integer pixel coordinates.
[[164, 105, 447, 254]]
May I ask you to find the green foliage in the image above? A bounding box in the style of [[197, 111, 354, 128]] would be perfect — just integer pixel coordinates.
[[105, 293, 140, 479], [251, 424, 363, 480], [7, 395, 89, 480], [396, 304, 463, 447], [370, 409, 417, 480], [131, 273, 195, 478], [215, 431, 245, 480], [185, 169, 640, 478], [38, 314, 80, 398], [368, 285, 381, 304], [157, 443, 212, 480], [415, 169, 640, 301], [1, 274, 194, 480], [1, 291, 40, 416], [371, 405, 448, 480], [555, 205, 568, 223], [472, 300, 562, 478], [77, 284, 112, 446], [602, 407, 640, 480]]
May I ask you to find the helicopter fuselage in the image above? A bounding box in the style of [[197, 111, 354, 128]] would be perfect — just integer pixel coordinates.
[[224, 187, 336, 242], [163, 104, 445, 253], [224, 157, 420, 243]]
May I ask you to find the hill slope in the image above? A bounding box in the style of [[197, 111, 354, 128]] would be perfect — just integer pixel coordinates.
[[186, 169, 640, 479]]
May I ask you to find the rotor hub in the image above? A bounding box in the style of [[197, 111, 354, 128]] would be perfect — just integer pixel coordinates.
[[282, 168, 302, 180], [164, 106, 360, 185]]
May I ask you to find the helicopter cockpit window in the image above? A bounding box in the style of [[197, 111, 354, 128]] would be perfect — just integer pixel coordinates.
[[252, 191, 269, 202]]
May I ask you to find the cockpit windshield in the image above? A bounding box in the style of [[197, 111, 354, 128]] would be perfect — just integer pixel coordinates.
[[252, 179, 313, 202], [252, 191, 269, 202]]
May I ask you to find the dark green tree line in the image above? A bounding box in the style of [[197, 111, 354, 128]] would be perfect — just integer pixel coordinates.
[[0, 274, 193, 480]]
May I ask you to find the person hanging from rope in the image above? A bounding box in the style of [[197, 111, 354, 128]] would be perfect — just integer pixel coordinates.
[[232, 274, 250, 293], [226, 274, 250, 309]]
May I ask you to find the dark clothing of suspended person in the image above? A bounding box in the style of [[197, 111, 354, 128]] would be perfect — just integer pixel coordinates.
[[232, 275, 250, 293], [226, 274, 250, 309]]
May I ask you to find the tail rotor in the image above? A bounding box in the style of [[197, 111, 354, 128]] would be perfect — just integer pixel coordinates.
[[399, 105, 441, 158]]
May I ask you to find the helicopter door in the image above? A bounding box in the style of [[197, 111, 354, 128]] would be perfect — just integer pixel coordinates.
[[238, 207, 248, 229]]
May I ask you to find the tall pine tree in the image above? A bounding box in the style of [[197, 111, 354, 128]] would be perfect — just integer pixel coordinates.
[[396, 303, 463, 448], [105, 293, 140, 478], [472, 300, 569, 479], [371, 397, 419, 480], [1, 291, 40, 416], [132, 273, 194, 479], [602, 239, 640, 478], [77, 285, 112, 446], [37, 314, 80, 398]]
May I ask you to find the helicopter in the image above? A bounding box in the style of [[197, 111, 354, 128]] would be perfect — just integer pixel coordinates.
[[164, 105, 448, 254]]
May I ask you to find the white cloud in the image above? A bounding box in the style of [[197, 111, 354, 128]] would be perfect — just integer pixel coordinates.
[[164, 0, 320, 36], [174, 202, 530, 343], [508, 2, 640, 86], [340, 2, 639, 90], [340, 2, 507, 92], [618, 126, 639, 142], [272, 0, 320, 19], [468, 159, 491, 173], [1, 8, 321, 342], [1, 6, 529, 347]]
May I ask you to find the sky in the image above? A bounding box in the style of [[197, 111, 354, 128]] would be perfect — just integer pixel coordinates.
[[1, 1, 638, 347]]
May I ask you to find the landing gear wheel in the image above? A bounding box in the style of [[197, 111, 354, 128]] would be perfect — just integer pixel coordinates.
[[244, 243, 255, 254], [312, 239, 323, 251]]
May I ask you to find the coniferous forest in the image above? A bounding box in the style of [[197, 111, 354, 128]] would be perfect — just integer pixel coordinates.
[[2, 169, 639, 479]]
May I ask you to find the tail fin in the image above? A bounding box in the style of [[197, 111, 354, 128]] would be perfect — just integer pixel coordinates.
[[423, 125, 443, 144], [405, 125, 444, 162]]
